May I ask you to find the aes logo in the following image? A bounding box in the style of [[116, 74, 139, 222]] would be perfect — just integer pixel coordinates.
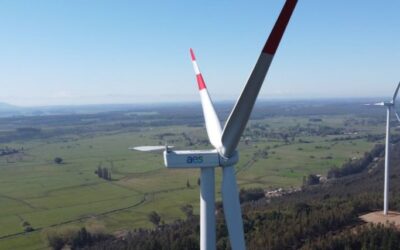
[[187, 156, 204, 164]]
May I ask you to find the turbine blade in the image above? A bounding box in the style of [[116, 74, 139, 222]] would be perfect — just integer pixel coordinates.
[[392, 81, 400, 103], [190, 48, 223, 149], [221, 166, 245, 250], [130, 145, 173, 152], [221, 0, 298, 157], [373, 102, 385, 106], [395, 111, 400, 123]]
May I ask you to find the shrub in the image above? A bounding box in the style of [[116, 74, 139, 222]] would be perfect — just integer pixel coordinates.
[[54, 157, 63, 164]]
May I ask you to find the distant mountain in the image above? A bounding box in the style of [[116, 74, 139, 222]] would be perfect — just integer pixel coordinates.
[[0, 102, 196, 118], [0, 98, 386, 118], [0, 102, 20, 111], [0, 102, 24, 117]]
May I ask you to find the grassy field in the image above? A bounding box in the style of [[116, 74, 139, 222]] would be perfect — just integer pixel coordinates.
[[0, 109, 385, 249]]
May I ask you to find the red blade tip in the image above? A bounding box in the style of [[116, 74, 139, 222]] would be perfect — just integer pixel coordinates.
[[190, 48, 196, 61], [262, 0, 297, 55]]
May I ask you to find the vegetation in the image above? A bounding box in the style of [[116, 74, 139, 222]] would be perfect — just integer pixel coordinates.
[[95, 166, 112, 181], [302, 224, 400, 250], [327, 141, 391, 179], [180, 204, 194, 219], [54, 157, 63, 164], [305, 173, 320, 185], [0, 101, 392, 249], [0, 146, 21, 156], [84, 142, 400, 250], [44, 226, 110, 250], [148, 211, 161, 227], [22, 221, 34, 233]]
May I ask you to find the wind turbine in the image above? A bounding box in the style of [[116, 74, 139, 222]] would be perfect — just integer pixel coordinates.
[[134, 0, 297, 249], [370, 82, 400, 215]]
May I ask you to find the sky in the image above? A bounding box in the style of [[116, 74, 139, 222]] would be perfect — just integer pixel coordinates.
[[0, 0, 399, 106]]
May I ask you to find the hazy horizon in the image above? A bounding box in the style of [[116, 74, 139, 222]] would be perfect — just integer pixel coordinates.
[[0, 95, 392, 109]]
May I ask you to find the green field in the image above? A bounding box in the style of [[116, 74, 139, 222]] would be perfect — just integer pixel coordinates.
[[0, 108, 385, 249]]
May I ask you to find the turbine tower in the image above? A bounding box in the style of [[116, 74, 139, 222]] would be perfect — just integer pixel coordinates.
[[370, 82, 400, 215], [134, 0, 297, 249]]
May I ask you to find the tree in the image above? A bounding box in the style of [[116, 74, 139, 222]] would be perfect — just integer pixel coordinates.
[[96, 166, 111, 181], [148, 211, 161, 227], [103, 168, 109, 180], [22, 220, 34, 232], [306, 174, 320, 186], [294, 202, 311, 218], [239, 188, 265, 203], [73, 227, 92, 248], [47, 235, 65, 250], [54, 157, 63, 164], [180, 204, 193, 218], [97, 166, 103, 178], [21, 221, 30, 227]]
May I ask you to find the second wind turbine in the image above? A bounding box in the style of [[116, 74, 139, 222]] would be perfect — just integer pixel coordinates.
[[368, 82, 400, 215]]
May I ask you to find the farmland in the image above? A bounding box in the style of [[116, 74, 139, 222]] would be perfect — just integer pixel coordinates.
[[0, 100, 389, 249]]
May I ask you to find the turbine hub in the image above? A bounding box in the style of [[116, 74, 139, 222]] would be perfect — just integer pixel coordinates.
[[219, 151, 239, 167], [384, 101, 394, 107]]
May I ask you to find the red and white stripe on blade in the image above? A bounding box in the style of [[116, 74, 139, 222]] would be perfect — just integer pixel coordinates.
[[190, 48, 223, 150], [221, 0, 298, 158]]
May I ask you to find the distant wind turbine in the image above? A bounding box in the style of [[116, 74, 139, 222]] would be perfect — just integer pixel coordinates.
[[368, 82, 400, 215]]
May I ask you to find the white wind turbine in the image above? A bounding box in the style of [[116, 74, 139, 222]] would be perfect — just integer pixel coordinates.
[[133, 0, 298, 249], [369, 82, 400, 215]]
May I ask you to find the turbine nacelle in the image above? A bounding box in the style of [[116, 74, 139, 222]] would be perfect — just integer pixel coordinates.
[[163, 149, 238, 168], [367, 82, 400, 123], [385, 101, 394, 107], [367, 83, 400, 108]]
